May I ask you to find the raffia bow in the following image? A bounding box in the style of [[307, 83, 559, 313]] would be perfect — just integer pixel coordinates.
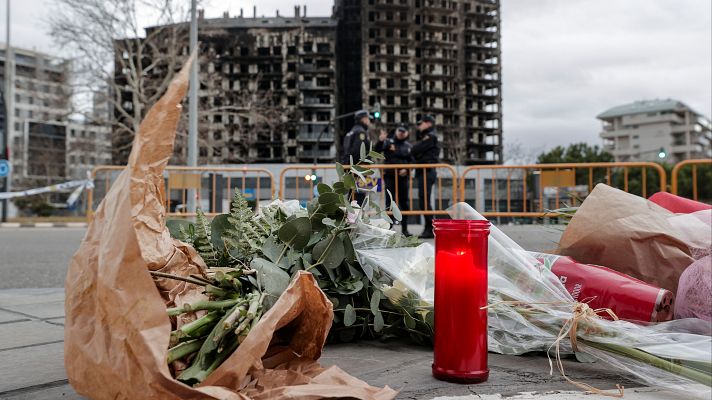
[[483, 300, 625, 398]]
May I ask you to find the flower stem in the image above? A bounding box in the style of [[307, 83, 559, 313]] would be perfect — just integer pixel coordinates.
[[167, 339, 203, 363]]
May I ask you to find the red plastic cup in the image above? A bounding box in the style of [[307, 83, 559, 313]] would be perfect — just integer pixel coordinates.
[[432, 219, 490, 383]]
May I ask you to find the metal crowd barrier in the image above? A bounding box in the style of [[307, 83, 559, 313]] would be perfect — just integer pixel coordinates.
[[671, 159, 712, 202], [279, 164, 458, 216], [86, 160, 712, 222], [87, 166, 274, 220], [458, 162, 667, 218]]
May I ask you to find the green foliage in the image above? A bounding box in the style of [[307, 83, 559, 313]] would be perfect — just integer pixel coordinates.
[[193, 209, 216, 266], [537, 142, 614, 164], [166, 149, 424, 345]]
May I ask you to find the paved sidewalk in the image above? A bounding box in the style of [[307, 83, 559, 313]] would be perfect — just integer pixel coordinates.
[[0, 288, 690, 400]]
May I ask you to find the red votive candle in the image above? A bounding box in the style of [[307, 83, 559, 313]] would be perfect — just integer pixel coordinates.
[[432, 219, 490, 383]]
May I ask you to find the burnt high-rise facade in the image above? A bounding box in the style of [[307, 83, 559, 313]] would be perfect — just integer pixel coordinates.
[[113, 1, 502, 165], [335, 0, 502, 164]]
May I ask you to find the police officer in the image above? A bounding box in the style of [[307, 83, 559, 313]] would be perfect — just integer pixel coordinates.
[[411, 115, 439, 238], [341, 109, 372, 205], [340, 109, 371, 164], [376, 124, 413, 235]]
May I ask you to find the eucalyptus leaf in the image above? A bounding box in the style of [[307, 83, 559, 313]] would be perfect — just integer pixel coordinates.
[[342, 234, 357, 264], [343, 174, 356, 190], [317, 183, 332, 194], [250, 258, 290, 310], [322, 217, 337, 227], [368, 150, 385, 160], [374, 311, 385, 332], [344, 304, 357, 327], [404, 313, 416, 329], [312, 235, 345, 269], [318, 192, 340, 205], [359, 141, 367, 160], [277, 217, 311, 250], [261, 236, 285, 264], [335, 163, 345, 179], [310, 213, 327, 231], [335, 280, 363, 295], [370, 290, 381, 316], [386, 190, 403, 221]]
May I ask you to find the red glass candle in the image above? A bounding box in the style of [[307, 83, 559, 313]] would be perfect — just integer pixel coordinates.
[[432, 219, 490, 383]]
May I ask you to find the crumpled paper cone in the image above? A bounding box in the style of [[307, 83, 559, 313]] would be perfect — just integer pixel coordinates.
[[64, 55, 397, 400], [557, 184, 703, 294]]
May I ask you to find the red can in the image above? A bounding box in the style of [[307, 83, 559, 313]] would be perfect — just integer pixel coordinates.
[[532, 253, 674, 322], [433, 219, 490, 383]]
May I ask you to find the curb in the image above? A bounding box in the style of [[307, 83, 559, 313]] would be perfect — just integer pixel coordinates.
[[0, 222, 88, 228]]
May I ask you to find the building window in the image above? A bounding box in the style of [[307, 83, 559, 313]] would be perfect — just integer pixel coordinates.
[[369, 79, 379, 89], [287, 46, 296, 55], [303, 42, 313, 52], [369, 45, 378, 55], [317, 43, 330, 53]]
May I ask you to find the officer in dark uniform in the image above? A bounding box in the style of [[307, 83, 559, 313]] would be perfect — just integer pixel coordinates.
[[375, 124, 413, 235], [411, 115, 440, 238], [340, 109, 371, 164], [341, 109, 372, 205]]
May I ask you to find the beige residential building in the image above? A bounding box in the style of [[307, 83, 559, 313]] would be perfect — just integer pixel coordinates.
[[598, 99, 711, 163]]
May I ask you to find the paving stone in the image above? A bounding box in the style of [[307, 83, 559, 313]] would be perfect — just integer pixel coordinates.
[[0, 309, 30, 324], [1, 300, 66, 319], [0, 321, 64, 350], [0, 342, 66, 393], [0, 383, 84, 400], [0, 289, 65, 307]]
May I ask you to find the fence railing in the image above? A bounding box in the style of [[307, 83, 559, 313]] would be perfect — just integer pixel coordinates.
[[458, 162, 667, 218], [279, 164, 458, 215], [87, 166, 274, 220], [84, 160, 712, 221], [671, 159, 712, 202]]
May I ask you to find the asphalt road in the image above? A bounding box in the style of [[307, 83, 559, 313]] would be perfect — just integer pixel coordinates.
[[0, 225, 564, 289]]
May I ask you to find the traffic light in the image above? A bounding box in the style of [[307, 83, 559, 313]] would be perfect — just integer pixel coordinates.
[[304, 170, 318, 182], [372, 102, 381, 120], [658, 147, 666, 159]]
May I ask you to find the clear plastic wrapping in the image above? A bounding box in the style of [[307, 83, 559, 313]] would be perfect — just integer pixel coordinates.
[[355, 202, 712, 397]]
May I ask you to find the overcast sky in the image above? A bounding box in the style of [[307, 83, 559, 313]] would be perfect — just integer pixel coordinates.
[[2, 0, 710, 154]]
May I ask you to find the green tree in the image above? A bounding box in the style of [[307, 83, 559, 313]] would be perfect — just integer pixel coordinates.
[[537, 143, 614, 164]]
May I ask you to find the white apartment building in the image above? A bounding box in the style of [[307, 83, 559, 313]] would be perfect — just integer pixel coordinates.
[[1, 46, 112, 216], [598, 99, 712, 164]]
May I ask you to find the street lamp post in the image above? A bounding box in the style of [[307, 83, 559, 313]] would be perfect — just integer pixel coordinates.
[[187, 0, 198, 213], [2, 0, 13, 222]]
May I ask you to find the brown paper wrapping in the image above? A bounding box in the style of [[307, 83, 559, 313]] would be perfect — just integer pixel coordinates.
[[557, 184, 695, 294], [64, 56, 397, 400]]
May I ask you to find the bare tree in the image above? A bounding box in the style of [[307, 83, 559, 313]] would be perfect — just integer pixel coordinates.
[[503, 139, 541, 166], [48, 0, 194, 163]]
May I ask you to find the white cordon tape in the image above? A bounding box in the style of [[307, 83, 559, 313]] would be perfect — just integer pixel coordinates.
[[0, 179, 95, 206]]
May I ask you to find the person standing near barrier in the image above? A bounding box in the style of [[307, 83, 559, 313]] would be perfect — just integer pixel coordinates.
[[376, 124, 413, 236], [341, 109, 371, 164], [341, 109, 372, 205], [412, 114, 440, 239]]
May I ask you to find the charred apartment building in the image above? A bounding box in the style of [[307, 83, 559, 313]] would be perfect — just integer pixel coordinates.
[[336, 0, 501, 164], [113, 0, 501, 165], [114, 7, 337, 165]]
